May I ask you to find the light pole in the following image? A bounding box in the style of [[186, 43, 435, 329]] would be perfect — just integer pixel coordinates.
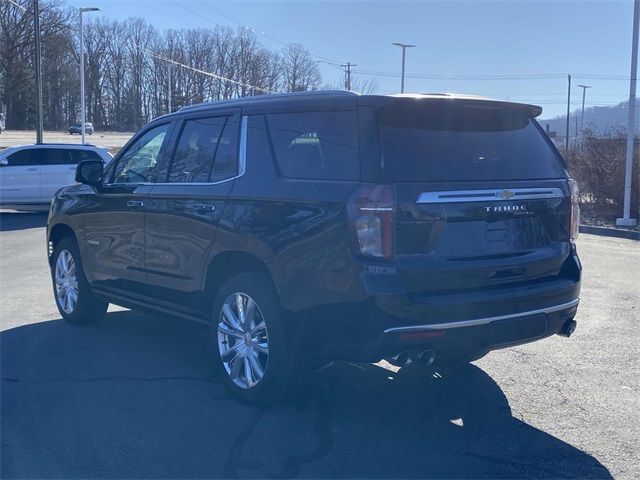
[[565, 74, 571, 150], [79, 6, 99, 145], [34, 0, 43, 144], [392, 43, 415, 93], [578, 84, 591, 135], [617, 0, 639, 227]]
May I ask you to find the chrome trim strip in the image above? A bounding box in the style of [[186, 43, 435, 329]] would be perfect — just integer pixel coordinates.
[[416, 187, 564, 204], [238, 115, 248, 177], [383, 298, 579, 333]]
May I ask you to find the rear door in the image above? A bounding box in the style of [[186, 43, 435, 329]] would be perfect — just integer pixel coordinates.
[[144, 109, 241, 312], [0, 148, 41, 203], [369, 100, 571, 296], [38, 148, 78, 201]]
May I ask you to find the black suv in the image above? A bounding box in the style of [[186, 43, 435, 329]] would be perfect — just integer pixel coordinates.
[[47, 91, 581, 404]]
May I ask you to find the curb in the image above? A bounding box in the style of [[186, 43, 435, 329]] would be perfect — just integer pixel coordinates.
[[579, 225, 640, 241]]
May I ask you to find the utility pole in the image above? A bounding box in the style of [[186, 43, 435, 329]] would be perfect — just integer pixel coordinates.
[[167, 63, 172, 113], [316, 60, 357, 91], [578, 84, 591, 135], [33, 0, 43, 144], [341, 62, 356, 90], [618, 0, 639, 226], [79, 7, 100, 145], [565, 74, 571, 151], [392, 43, 416, 93]]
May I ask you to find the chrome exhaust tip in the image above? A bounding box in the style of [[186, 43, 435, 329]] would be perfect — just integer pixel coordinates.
[[558, 320, 577, 338], [418, 350, 436, 366], [387, 351, 412, 367]]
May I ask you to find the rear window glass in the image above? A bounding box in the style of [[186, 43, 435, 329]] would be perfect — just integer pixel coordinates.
[[266, 111, 359, 180], [40, 149, 75, 165], [72, 150, 102, 163], [168, 116, 238, 183], [377, 104, 565, 182]]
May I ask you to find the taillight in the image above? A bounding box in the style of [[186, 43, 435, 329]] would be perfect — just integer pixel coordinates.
[[569, 179, 580, 242], [347, 184, 395, 259]]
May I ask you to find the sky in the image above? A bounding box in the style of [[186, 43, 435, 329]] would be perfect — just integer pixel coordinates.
[[65, 0, 636, 119]]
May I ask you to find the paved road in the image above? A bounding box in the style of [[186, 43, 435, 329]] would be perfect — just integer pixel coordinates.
[[1, 212, 638, 479], [0, 130, 133, 154]]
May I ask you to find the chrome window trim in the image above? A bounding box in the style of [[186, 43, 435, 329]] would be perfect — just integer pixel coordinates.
[[104, 115, 248, 188], [383, 298, 579, 333], [238, 114, 247, 177], [416, 187, 564, 204]]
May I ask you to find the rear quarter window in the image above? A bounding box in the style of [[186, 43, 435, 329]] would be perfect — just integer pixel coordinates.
[[377, 104, 565, 182], [266, 110, 359, 181], [72, 150, 103, 163]]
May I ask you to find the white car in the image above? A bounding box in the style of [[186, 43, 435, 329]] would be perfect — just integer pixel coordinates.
[[0, 143, 113, 210]]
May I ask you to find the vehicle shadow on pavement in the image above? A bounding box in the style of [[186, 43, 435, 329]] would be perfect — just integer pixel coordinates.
[[0, 212, 48, 232], [1, 311, 611, 479]]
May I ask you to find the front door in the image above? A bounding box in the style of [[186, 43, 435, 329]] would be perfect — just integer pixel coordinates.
[[79, 122, 174, 297], [0, 149, 41, 204], [144, 110, 242, 313]]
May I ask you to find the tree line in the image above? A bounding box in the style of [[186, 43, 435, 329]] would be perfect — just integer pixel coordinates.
[[1, 0, 371, 132]]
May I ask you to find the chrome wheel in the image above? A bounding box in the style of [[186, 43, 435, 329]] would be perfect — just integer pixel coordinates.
[[217, 292, 269, 389], [54, 249, 78, 314]]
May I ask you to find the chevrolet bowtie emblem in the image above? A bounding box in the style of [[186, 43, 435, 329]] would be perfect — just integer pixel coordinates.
[[499, 190, 515, 200]]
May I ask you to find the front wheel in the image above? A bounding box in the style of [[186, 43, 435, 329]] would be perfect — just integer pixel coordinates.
[[51, 237, 108, 324], [212, 272, 306, 405]]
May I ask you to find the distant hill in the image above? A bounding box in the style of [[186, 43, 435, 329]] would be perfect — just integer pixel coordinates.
[[539, 99, 639, 138]]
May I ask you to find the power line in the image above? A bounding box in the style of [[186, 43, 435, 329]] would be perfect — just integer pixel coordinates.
[[144, 48, 274, 94], [185, 0, 345, 64], [353, 70, 566, 80], [3, 0, 27, 11], [352, 70, 631, 81]]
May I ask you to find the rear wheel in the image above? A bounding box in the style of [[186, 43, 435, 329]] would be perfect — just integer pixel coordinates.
[[212, 272, 306, 405], [52, 237, 108, 324]]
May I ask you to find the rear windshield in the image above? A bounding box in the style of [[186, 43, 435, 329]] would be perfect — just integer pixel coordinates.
[[377, 103, 565, 182]]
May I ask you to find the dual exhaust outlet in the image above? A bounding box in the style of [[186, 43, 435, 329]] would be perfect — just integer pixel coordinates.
[[386, 319, 577, 368], [387, 349, 436, 368]]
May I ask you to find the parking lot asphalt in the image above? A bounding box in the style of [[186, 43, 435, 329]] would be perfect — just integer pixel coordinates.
[[0, 211, 638, 479], [0, 130, 132, 153]]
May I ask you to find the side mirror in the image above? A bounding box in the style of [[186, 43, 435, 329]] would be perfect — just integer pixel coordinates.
[[75, 159, 104, 188], [0, 158, 8, 167]]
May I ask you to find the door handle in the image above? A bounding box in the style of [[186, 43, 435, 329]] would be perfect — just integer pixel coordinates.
[[27, 168, 38, 172], [127, 200, 144, 208], [193, 203, 215, 212]]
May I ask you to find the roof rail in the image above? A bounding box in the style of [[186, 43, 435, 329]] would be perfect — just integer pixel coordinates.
[[178, 90, 358, 112]]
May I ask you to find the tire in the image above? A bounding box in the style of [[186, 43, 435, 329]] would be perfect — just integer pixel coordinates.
[[51, 237, 108, 325], [211, 272, 306, 405]]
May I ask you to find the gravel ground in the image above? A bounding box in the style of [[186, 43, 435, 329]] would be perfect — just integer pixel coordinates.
[[0, 213, 638, 479]]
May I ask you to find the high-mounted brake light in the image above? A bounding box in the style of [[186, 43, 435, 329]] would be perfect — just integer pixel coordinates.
[[569, 179, 580, 242], [347, 184, 395, 259]]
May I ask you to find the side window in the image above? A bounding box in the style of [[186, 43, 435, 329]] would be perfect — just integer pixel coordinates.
[[113, 123, 170, 184], [266, 111, 359, 180], [210, 117, 239, 182], [167, 116, 238, 183], [71, 150, 102, 163], [39, 149, 75, 165], [6, 149, 37, 166]]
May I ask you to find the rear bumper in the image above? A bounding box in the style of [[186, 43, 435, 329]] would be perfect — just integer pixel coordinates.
[[300, 262, 581, 362], [302, 294, 580, 363], [374, 298, 579, 362]]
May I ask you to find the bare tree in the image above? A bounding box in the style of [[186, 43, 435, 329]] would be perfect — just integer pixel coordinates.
[[0, 3, 329, 132], [281, 43, 320, 92]]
